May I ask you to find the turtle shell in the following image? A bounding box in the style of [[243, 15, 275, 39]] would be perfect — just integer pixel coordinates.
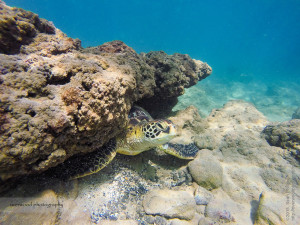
[[128, 105, 153, 127]]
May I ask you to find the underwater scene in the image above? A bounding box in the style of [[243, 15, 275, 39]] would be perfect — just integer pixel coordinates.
[[0, 0, 299, 224]]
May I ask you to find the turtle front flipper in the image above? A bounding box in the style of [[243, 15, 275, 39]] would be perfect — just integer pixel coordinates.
[[159, 142, 200, 159], [70, 139, 117, 179], [53, 139, 117, 180]]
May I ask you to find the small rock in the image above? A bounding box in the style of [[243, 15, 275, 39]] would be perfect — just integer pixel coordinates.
[[143, 189, 196, 220], [206, 208, 235, 223], [194, 186, 214, 205], [205, 189, 239, 224], [188, 150, 223, 190], [0, 189, 59, 225], [262, 119, 300, 160], [143, 215, 156, 224], [59, 199, 92, 225], [154, 215, 169, 225]]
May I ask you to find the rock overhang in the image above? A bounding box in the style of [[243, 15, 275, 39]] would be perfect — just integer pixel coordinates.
[[0, 1, 212, 181]]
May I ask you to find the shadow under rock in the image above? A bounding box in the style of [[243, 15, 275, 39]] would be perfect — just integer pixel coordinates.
[[250, 199, 259, 224], [0, 148, 192, 199], [0, 157, 119, 199]]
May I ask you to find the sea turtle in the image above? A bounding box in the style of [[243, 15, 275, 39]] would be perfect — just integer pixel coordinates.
[[56, 105, 199, 179]]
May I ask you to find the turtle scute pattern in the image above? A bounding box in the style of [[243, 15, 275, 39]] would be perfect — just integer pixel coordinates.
[[51, 139, 117, 180]]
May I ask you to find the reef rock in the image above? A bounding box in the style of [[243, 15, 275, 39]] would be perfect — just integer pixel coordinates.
[[292, 107, 300, 119], [59, 199, 92, 225], [0, 189, 59, 225], [262, 119, 300, 160], [143, 189, 196, 220], [205, 189, 237, 223], [188, 150, 223, 190], [0, 2, 56, 54], [169, 105, 208, 145], [194, 186, 214, 205], [0, 2, 212, 181], [175, 100, 300, 224], [194, 100, 269, 150]]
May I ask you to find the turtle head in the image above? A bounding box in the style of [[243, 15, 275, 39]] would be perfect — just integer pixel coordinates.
[[142, 119, 177, 144]]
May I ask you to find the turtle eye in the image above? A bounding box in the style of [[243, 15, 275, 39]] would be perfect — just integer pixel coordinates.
[[156, 123, 165, 130]]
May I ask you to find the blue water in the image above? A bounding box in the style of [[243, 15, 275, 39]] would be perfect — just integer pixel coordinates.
[[5, 0, 300, 121]]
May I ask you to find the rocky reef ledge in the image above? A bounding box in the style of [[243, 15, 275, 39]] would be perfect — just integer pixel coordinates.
[[0, 2, 212, 181]]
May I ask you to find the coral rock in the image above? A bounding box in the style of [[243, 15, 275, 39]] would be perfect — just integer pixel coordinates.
[[262, 119, 300, 160], [169, 105, 208, 145], [0, 2, 211, 181], [0, 3, 55, 54], [205, 189, 238, 224], [143, 189, 196, 220], [0, 189, 59, 225], [188, 150, 223, 190], [194, 186, 214, 205], [59, 199, 92, 225]]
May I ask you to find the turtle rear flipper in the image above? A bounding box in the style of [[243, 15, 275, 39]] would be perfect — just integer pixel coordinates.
[[159, 142, 199, 159], [52, 139, 117, 180]]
